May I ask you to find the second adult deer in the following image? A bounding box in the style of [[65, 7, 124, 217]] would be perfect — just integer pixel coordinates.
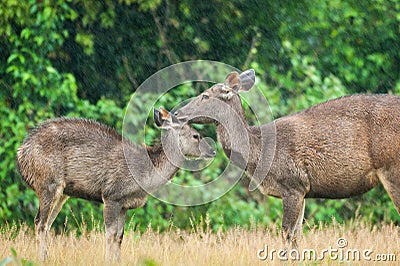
[[175, 70, 400, 248], [17, 108, 215, 261]]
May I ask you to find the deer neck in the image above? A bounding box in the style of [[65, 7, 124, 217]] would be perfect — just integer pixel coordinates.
[[121, 137, 182, 193], [215, 101, 261, 169], [146, 134, 183, 185]]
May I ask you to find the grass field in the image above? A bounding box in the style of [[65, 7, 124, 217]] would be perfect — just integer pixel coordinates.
[[1, 219, 399, 265]]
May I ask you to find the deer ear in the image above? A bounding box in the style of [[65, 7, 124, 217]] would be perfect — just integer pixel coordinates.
[[154, 108, 164, 127], [238, 69, 255, 92], [159, 107, 170, 120], [155, 107, 180, 128], [154, 107, 172, 128], [224, 71, 242, 92]]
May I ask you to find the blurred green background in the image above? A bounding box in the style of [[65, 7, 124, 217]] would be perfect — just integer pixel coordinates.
[[1, 0, 400, 233]]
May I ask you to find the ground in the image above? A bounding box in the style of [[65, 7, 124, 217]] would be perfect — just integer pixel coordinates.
[[1, 221, 399, 265]]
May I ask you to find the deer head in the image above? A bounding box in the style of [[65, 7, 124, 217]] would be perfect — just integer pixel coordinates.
[[174, 69, 256, 123], [154, 107, 215, 159]]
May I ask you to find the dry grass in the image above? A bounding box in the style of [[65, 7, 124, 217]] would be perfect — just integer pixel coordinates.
[[1, 219, 399, 265]]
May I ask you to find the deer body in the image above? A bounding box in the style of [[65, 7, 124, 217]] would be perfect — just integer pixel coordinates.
[[17, 110, 214, 261], [176, 70, 400, 248]]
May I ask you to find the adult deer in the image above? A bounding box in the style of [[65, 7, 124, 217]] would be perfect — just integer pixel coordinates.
[[175, 69, 400, 248], [17, 108, 215, 261]]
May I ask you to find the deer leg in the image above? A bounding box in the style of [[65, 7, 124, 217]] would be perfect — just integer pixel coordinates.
[[115, 208, 127, 261], [47, 195, 69, 229], [292, 199, 305, 246], [377, 167, 400, 215], [103, 200, 122, 261], [36, 184, 64, 261], [281, 193, 305, 250]]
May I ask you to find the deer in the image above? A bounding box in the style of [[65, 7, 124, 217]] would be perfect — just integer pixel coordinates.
[[16, 108, 216, 261], [175, 69, 400, 249]]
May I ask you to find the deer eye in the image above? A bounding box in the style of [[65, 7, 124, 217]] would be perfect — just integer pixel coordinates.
[[193, 134, 199, 139], [202, 94, 209, 100]]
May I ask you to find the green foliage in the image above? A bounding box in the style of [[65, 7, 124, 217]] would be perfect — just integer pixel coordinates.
[[278, 0, 400, 93], [1, 0, 400, 236]]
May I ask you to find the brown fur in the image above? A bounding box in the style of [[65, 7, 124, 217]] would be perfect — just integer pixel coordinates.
[[175, 70, 400, 249]]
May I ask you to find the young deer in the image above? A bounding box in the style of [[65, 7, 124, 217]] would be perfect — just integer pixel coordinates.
[[17, 108, 215, 261], [175, 70, 400, 248]]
